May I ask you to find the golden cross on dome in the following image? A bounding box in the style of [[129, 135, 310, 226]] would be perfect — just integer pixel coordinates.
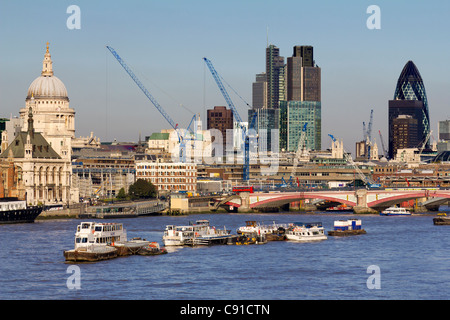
[[46, 42, 49, 53]]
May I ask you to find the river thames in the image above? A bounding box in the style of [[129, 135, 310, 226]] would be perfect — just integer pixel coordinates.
[[0, 212, 448, 301]]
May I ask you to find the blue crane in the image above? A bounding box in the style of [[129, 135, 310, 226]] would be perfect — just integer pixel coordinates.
[[328, 134, 381, 189], [106, 46, 195, 162], [203, 57, 254, 181]]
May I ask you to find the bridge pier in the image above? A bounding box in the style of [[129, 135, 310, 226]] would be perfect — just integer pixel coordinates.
[[354, 189, 378, 214], [238, 192, 252, 213]]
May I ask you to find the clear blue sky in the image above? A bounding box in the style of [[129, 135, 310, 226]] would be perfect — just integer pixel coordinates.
[[0, 0, 449, 152]]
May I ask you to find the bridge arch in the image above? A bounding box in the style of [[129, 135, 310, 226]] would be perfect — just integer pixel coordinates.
[[368, 190, 450, 209], [250, 193, 356, 209]]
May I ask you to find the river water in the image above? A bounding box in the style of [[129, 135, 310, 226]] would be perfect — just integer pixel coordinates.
[[0, 212, 448, 301]]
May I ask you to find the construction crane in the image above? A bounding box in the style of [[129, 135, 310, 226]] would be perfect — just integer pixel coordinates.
[[328, 134, 381, 189], [419, 130, 432, 155], [203, 57, 254, 181], [106, 46, 194, 162], [291, 123, 308, 178], [378, 130, 388, 158], [365, 109, 374, 159], [366, 109, 374, 142]]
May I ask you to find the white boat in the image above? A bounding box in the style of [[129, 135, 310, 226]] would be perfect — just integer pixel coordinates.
[[64, 221, 152, 261], [285, 222, 327, 241], [380, 207, 411, 216], [237, 220, 287, 235], [73, 221, 128, 249], [163, 220, 229, 246]]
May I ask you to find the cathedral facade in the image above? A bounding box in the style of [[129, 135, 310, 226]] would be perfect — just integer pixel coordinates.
[[0, 43, 78, 205]]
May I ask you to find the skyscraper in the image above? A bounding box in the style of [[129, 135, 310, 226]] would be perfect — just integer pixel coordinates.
[[266, 44, 285, 109], [286, 46, 321, 102], [280, 45, 321, 152], [388, 61, 430, 158], [252, 73, 267, 109]]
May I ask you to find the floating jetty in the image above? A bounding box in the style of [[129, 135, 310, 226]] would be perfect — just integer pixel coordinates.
[[328, 219, 366, 236], [78, 200, 166, 219], [64, 245, 118, 262]]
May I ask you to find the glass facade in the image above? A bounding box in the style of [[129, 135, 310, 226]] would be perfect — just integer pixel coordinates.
[[392, 61, 430, 150], [248, 108, 279, 152], [279, 100, 321, 152]]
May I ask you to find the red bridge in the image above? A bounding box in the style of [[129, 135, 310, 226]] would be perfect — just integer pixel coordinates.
[[217, 188, 450, 213]]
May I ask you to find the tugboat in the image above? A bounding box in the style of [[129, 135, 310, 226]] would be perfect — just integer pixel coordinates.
[[137, 242, 168, 255], [328, 219, 367, 236], [0, 198, 43, 224]]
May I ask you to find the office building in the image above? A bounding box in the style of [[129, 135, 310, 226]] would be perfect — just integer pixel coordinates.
[[389, 60, 430, 158], [279, 100, 321, 152], [391, 115, 419, 155], [286, 46, 321, 102], [252, 73, 267, 109], [437, 120, 450, 151], [207, 106, 233, 151], [280, 45, 322, 153], [266, 44, 285, 109], [135, 161, 197, 193]]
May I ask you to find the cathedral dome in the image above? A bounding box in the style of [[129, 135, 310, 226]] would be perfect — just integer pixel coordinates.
[[26, 42, 69, 101], [27, 75, 68, 100]]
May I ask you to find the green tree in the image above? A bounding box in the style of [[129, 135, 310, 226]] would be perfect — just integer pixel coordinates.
[[128, 179, 157, 199], [117, 187, 127, 200]]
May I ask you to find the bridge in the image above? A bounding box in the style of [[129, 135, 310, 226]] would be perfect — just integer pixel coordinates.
[[214, 188, 450, 213]]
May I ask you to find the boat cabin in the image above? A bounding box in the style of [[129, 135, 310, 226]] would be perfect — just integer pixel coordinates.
[[74, 222, 127, 249]]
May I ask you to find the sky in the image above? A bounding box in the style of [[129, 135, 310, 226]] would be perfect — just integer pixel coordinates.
[[0, 0, 449, 154]]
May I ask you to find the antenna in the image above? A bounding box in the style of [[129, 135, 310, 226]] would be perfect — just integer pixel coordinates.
[[266, 26, 269, 47]]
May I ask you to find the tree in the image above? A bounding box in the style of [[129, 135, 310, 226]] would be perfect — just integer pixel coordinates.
[[117, 187, 127, 200], [128, 179, 157, 199]]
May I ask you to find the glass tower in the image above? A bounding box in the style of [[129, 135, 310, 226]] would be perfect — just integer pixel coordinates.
[[279, 101, 321, 152], [392, 61, 430, 150]]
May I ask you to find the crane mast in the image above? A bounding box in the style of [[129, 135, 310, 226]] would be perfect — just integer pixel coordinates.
[[204, 57, 253, 181]]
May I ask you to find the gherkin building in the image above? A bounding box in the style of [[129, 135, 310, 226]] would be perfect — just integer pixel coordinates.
[[393, 60, 430, 148]]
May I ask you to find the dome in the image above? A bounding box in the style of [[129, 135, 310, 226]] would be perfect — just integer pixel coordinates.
[[26, 42, 69, 101], [27, 75, 68, 100]]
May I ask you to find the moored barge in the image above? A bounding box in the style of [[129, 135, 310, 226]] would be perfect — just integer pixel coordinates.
[[328, 219, 367, 236], [0, 198, 43, 224], [433, 216, 450, 225], [64, 221, 155, 262]]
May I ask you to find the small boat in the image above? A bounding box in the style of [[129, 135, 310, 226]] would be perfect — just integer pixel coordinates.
[[380, 207, 411, 216], [137, 242, 168, 255], [328, 219, 367, 236], [325, 205, 353, 212], [163, 220, 231, 246], [433, 216, 450, 225], [285, 222, 327, 242], [237, 220, 287, 241], [0, 198, 43, 224]]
